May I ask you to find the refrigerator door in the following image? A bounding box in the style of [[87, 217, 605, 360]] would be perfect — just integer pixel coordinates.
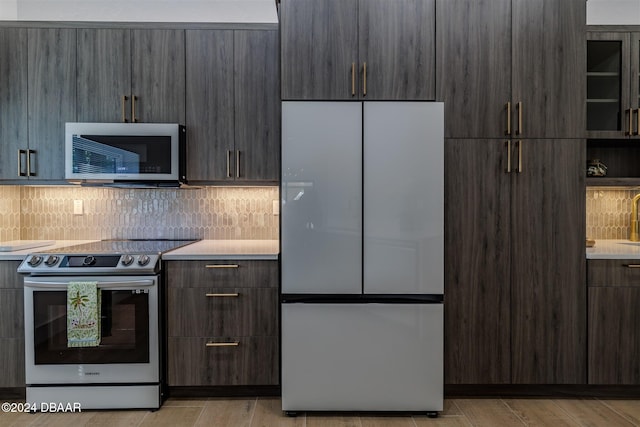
[[281, 303, 444, 412], [281, 102, 362, 294], [363, 102, 444, 294]]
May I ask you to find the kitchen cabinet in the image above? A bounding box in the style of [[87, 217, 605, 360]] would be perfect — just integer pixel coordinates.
[[0, 261, 24, 388], [436, 0, 585, 139], [77, 28, 185, 124], [185, 29, 279, 182], [166, 260, 279, 386], [445, 138, 586, 384], [588, 259, 640, 384], [0, 28, 27, 181], [280, 0, 435, 100], [25, 28, 76, 181]]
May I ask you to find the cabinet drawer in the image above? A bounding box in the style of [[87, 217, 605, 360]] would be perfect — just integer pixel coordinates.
[[167, 336, 279, 386], [166, 260, 277, 289], [168, 287, 278, 337], [588, 259, 640, 286], [0, 261, 22, 289]]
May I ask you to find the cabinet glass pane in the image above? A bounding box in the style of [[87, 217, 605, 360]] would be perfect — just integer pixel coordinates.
[[587, 41, 621, 131]]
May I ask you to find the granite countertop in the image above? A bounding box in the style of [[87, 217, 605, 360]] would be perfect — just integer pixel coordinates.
[[162, 239, 279, 260], [0, 240, 99, 261], [586, 239, 640, 259]]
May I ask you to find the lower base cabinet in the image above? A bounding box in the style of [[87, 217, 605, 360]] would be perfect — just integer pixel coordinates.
[[0, 261, 24, 388], [166, 260, 279, 387]]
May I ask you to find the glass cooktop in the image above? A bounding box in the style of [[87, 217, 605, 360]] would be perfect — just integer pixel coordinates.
[[41, 239, 198, 255]]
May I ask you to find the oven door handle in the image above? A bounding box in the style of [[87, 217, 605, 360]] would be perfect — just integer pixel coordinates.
[[24, 279, 156, 289]]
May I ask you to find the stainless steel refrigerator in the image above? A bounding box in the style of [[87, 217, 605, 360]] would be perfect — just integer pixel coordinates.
[[281, 101, 443, 415]]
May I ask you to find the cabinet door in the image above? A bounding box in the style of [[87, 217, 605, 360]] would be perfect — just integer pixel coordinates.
[[234, 30, 280, 182], [510, 139, 586, 384], [131, 29, 185, 123], [28, 28, 76, 180], [630, 32, 640, 135], [436, 0, 511, 138], [512, 0, 586, 138], [185, 30, 234, 182], [359, 0, 435, 100], [444, 139, 511, 384], [589, 287, 640, 384], [77, 29, 131, 123], [281, 0, 359, 100], [0, 28, 27, 180]]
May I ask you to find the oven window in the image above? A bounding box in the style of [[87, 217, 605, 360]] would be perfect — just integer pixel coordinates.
[[33, 290, 149, 364]]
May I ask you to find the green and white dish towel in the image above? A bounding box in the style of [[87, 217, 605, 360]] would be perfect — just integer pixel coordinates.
[[67, 281, 101, 347]]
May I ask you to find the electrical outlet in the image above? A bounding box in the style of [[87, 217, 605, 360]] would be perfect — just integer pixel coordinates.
[[73, 200, 83, 215], [273, 200, 280, 215]]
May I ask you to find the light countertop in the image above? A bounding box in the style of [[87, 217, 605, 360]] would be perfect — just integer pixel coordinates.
[[0, 240, 99, 261], [586, 239, 640, 259], [162, 239, 279, 260]]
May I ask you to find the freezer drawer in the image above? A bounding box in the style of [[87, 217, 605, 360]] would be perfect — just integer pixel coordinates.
[[281, 303, 443, 412]]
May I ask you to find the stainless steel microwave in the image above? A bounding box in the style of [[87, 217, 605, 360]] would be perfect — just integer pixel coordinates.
[[65, 122, 186, 184]]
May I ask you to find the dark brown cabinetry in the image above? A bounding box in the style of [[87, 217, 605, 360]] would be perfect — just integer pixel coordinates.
[[437, 0, 585, 139], [588, 259, 640, 384], [166, 260, 279, 386], [445, 138, 586, 384], [186, 29, 279, 183], [280, 0, 435, 100], [77, 28, 185, 124], [0, 261, 24, 388]]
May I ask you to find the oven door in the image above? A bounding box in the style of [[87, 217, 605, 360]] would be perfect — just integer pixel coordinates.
[[23, 275, 159, 385]]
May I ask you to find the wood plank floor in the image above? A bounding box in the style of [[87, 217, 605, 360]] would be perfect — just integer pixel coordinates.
[[2, 397, 640, 426]]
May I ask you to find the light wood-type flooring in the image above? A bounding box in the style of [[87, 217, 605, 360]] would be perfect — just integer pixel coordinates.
[[2, 397, 640, 426]]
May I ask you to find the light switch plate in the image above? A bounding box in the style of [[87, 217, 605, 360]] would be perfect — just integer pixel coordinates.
[[273, 200, 280, 215], [73, 199, 83, 215]]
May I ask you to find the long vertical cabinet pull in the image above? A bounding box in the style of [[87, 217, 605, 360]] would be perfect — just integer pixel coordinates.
[[627, 109, 633, 135], [505, 102, 511, 136], [516, 102, 522, 135], [121, 95, 129, 123], [132, 95, 138, 123], [236, 150, 241, 178], [506, 141, 512, 173], [636, 109, 640, 136], [351, 63, 356, 97], [362, 62, 367, 97], [26, 150, 35, 177], [18, 149, 27, 177], [516, 141, 523, 173], [227, 150, 233, 178]]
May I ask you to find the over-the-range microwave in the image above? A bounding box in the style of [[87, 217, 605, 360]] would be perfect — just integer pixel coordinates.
[[65, 122, 186, 185]]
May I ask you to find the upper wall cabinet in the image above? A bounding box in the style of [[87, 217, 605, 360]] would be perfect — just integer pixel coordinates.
[[280, 0, 435, 100], [186, 29, 279, 183], [77, 29, 185, 124], [436, 0, 586, 139]]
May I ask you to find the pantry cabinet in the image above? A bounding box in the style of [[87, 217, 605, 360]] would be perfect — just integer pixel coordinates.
[[186, 29, 280, 183], [280, 0, 435, 100], [77, 28, 185, 124], [437, 0, 585, 139], [0, 261, 24, 388], [166, 260, 279, 386], [445, 138, 586, 384]]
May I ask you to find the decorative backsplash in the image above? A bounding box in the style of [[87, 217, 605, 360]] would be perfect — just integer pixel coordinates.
[[0, 186, 21, 242], [586, 188, 640, 239], [2, 186, 279, 241]]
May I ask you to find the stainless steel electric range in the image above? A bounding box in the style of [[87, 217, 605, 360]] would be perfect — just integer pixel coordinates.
[[17, 239, 196, 410]]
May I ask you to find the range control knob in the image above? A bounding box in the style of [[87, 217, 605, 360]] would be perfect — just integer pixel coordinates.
[[44, 255, 59, 266], [82, 256, 97, 266], [121, 255, 135, 266], [137, 254, 151, 267], [27, 255, 43, 267]]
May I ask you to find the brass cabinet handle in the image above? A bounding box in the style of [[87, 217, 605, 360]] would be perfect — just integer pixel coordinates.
[[625, 264, 640, 268], [226, 150, 232, 178], [18, 149, 27, 177], [517, 140, 522, 173], [636, 109, 639, 136], [236, 150, 241, 178], [206, 341, 239, 347], [362, 62, 367, 97], [205, 293, 240, 297], [121, 95, 129, 123], [505, 102, 511, 136], [351, 62, 356, 97], [506, 140, 512, 173], [132, 95, 138, 122], [626, 108, 633, 135], [27, 149, 35, 177], [205, 264, 239, 269], [516, 101, 522, 135]]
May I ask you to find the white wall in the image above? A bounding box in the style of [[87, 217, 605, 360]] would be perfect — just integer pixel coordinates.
[[1, 0, 277, 23], [587, 0, 640, 25]]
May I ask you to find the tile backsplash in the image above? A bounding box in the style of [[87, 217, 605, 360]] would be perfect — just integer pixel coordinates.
[[2, 186, 278, 241], [586, 188, 640, 239]]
